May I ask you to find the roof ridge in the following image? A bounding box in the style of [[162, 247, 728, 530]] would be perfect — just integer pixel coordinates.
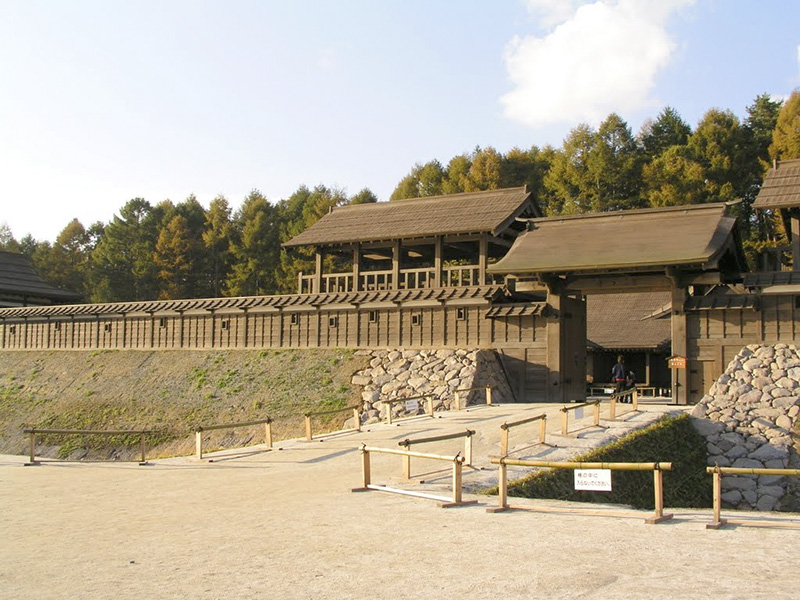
[[326, 186, 529, 213], [530, 202, 728, 224]]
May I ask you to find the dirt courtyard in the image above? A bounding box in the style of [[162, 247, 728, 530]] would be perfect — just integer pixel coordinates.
[[1, 403, 798, 599]]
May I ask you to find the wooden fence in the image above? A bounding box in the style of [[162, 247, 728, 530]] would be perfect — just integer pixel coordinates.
[[195, 418, 273, 459], [398, 429, 475, 479], [487, 458, 673, 524], [560, 400, 600, 435], [706, 465, 800, 529], [452, 386, 493, 410], [351, 444, 476, 508], [499, 413, 548, 457], [381, 394, 435, 425], [23, 427, 150, 465], [608, 388, 639, 419], [304, 405, 361, 441]]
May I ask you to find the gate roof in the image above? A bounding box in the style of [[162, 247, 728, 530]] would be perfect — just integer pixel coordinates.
[[489, 203, 745, 276]]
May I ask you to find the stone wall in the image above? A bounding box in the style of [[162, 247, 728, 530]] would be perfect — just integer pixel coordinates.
[[351, 348, 514, 424], [691, 344, 800, 511]]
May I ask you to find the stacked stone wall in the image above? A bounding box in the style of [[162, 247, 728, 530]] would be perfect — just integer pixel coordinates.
[[691, 344, 800, 511], [351, 348, 514, 424]]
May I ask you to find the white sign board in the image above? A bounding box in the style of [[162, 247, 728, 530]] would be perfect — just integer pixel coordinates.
[[574, 407, 584, 421], [405, 399, 419, 412], [574, 469, 612, 492]]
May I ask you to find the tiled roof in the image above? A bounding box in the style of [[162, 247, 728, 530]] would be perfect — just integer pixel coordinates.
[[0, 250, 78, 302], [283, 187, 538, 247], [743, 271, 800, 288], [489, 203, 744, 275], [587, 292, 671, 350], [753, 158, 800, 211], [0, 285, 509, 320]]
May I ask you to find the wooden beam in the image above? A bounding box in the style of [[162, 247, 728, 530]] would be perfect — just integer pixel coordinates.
[[392, 240, 401, 290], [670, 284, 688, 405], [352, 243, 361, 292], [314, 248, 323, 294], [546, 285, 563, 403], [565, 274, 673, 294], [434, 236, 443, 287], [792, 210, 800, 271], [478, 234, 488, 286]]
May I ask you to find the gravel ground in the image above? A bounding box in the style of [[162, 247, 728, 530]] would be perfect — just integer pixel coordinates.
[[1, 403, 798, 600]]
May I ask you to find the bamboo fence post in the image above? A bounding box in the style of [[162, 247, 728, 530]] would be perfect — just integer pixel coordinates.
[[28, 429, 36, 464], [139, 432, 147, 464], [386, 402, 393, 425], [632, 388, 639, 411], [653, 468, 664, 517], [593, 401, 600, 426], [452, 457, 462, 504], [464, 432, 473, 467], [426, 395, 434, 417], [561, 409, 568, 435], [402, 453, 411, 480], [195, 430, 203, 460], [454, 391, 461, 411], [361, 446, 371, 487], [305, 413, 313, 440], [487, 460, 509, 513], [265, 420, 273, 449], [500, 425, 509, 457], [709, 467, 723, 529], [353, 408, 361, 432], [609, 396, 617, 420], [539, 416, 547, 444], [485, 386, 493, 405]]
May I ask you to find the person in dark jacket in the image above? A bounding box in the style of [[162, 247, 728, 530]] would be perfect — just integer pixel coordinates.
[[611, 355, 626, 394]]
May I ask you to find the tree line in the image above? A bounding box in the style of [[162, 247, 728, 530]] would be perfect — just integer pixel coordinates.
[[1, 90, 799, 304]]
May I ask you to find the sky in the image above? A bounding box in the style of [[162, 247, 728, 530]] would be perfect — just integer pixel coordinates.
[[1, 0, 799, 242]]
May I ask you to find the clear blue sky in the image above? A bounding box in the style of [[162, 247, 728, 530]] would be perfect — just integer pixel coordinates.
[[1, 0, 799, 242]]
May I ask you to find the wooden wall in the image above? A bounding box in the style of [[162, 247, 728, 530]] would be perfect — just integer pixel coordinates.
[[0, 304, 549, 353], [687, 294, 800, 403]]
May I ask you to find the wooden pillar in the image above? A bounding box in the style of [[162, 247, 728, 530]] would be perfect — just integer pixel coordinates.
[[392, 240, 401, 290], [242, 308, 249, 348], [314, 248, 323, 294], [791, 211, 800, 271], [434, 236, 443, 287], [671, 284, 688, 405], [178, 311, 184, 348], [478, 235, 488, 286], [352, 244, 361, 292], [546, 285, 563, 403], [645, 351, 651, 386]]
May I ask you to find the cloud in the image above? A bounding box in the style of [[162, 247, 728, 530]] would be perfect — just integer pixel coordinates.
[[501, 0, 695, 128]]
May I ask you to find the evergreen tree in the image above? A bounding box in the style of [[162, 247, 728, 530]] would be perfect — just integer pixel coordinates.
[[770, 89, 800, 160]]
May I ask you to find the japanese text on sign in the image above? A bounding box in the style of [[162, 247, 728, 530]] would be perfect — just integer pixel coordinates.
[[574, 469, 612, 492]]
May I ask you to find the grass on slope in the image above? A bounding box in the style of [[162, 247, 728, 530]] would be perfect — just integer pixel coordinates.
[[0, 348, 369, 460], [486, 413, 712, 510]]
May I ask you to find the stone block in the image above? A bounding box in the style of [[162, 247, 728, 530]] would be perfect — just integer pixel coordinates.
[[758, 485, 786, 499], [748, 444, 789, 461], [691, 417, 724, 437], [722, 475, 756, 490], [732, 457, 764, 469], [756, 495, 777, 511]]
